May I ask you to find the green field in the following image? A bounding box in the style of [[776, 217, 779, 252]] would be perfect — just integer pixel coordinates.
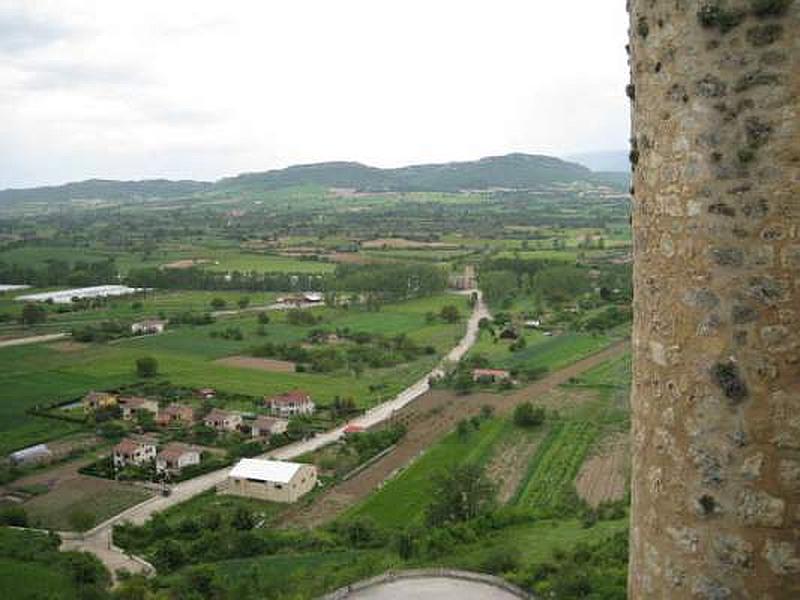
[[345, 417, 507, 527], [0, 294, 468, 452], [515, 420, 598, 514]]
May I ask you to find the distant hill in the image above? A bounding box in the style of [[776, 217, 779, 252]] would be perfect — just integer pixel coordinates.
[[0, 178, 211, 205], [217, 153, 593, 193], [0, 153, 610, 204], [565, 150, 630, 174]]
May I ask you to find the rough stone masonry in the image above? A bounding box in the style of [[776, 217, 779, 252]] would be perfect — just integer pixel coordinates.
[[627, 0, 799, 598]]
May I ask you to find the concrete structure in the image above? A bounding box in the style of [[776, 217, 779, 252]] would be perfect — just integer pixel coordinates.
[[266, 390, 315, 417], [155, 403, 195, 427], [156, 443, 200, 474], [82, 390, 118, 413], [9, 443, 53, 466], [322, 570, 529, 599], [113, 438, 156, 469], [204, 408, 243, 432], [118, 396, 159, 421], [225, 458, 317, 503], [15, 285, 146, 304], [251, 415, 288, 438], [628, 2, 799, 598], [130, 319, 167, 335]]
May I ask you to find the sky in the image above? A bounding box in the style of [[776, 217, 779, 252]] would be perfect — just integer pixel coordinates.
[[0, 1, 630, 189]]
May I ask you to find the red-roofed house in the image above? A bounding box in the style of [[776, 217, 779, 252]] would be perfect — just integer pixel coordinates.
[[204, 409, 243, 432], [156, 443, 201, 474], [265, 391, 315, 418], [113, 437, 156, 469], [251, 416, 289, 438], [156, 403, 195, 427]]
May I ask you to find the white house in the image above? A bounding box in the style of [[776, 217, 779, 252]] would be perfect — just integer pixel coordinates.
[[265, 390, 315, 418], [131, 319, 168, 335], [224, 458, 317, 503], [156, 443, 201, 474], [113, 437, 157, 469]]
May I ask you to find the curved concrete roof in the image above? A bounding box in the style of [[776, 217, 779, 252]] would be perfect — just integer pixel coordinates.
[[322, 570, 530, 600]]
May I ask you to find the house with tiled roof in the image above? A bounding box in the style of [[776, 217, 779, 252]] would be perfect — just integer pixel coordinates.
[[113, 437, 156, 469], [265, 390, 315, 418]]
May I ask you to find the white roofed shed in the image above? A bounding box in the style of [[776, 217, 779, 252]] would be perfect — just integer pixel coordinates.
[[225, 458, 317, 503]]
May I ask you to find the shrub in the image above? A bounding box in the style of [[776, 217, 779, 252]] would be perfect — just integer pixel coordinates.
[[136, 356, 159, 377], [513, 402, 546, 428]]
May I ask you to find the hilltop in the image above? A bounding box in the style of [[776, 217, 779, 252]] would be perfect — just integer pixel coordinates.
[[0, 153, 622, 205]]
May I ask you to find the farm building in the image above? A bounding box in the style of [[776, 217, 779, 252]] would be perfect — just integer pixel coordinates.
[[266, 390, 315, 417], [15, 285, 147, 304], [204, 408, 243, 432], [9, 443, 53, 466], [224, 458, 317, 503], [131, 319, 168, 335], [251, 416, 288, 438], [472, 368, 511, 383], [156, 443, 201, 474], [156, 403, 195, 427], [118, 396, 159, 420], [113, 437, 157, 469], [83, 390, 118, 413]]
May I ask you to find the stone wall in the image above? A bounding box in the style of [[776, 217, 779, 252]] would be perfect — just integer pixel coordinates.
[[627, 0, 799, 597]]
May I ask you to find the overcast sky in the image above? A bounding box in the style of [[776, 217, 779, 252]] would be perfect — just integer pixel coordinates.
[[0, 1, 630, 189]]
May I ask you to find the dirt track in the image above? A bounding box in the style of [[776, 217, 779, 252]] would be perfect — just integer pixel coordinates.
[[282, 339, 630, 528]]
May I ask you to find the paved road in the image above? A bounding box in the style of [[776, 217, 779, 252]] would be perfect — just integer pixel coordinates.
[[67, 290, 488, 574], [0, 332, 68, 348]]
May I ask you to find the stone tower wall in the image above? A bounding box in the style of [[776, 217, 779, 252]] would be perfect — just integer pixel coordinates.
[[627, 0, 799, 597]]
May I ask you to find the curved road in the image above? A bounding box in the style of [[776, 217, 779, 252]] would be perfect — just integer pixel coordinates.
[[63, 291, 488, 575]]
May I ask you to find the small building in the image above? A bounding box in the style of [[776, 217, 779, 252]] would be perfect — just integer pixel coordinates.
[[303, 292, 323, 303], [266, 390, 315, 418], [9, 444, 53, 466], [118, 396, 159, 420], [156, 443, 201, 474], [472, 368, 512, 383], [251, 416, 289, 438], [83, 390, 118, 413], [113, 437, 157, 469], [131, 319, 168, 335], [225, 458, 317, 503], [524, 319, 542, 329], [195, 387, 216, 400], [156, 403, 195, 427], [204, 408, 243, 432]]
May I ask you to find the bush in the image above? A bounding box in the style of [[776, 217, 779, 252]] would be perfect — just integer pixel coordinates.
[[135, 356, 159, 378], [481, 546, 521, 574], [513, 402, 545, 428], [0, 506, 28, 526]]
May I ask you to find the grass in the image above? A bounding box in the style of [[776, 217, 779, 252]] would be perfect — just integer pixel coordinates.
[[153, 489, 285, 527], [24, 479, 152, 531], [344, 417, 506, 528], [469, 330, 614, 372], [0, 528, 80, 600]]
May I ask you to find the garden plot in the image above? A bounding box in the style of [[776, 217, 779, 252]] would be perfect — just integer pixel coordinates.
[[214, 355, 296, 372], [574, 432, 628, 507]]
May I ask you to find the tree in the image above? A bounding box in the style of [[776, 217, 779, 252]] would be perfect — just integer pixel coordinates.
[[231, 506, 254, 531], [425, 463, 495, 527], [514, 401, 546, 428], [0, 506, 28, 526], [210, 297, 227, 310], [440, 304, 461, 323], [257, 311, 270, 324], [237, 296, 250, 309], [136, 356, 158, 378], [20, 302, 47, 325], [153, 539, 186, 572]]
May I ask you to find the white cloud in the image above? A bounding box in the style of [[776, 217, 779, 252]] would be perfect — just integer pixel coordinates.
[[0, 0, 630, 188]]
